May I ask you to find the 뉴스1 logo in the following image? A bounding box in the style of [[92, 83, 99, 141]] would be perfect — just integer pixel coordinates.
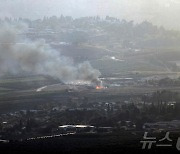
[[140, 132, 180, 150]]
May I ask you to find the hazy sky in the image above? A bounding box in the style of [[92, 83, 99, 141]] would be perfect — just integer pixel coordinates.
[[1, 0, 180, 30]]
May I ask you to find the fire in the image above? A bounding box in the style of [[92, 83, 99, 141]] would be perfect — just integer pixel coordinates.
[[95, 79, 106, 90], [96, 86, 104, 90]]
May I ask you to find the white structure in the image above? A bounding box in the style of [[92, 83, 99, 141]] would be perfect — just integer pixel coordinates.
[[143, 120, 180, 131]]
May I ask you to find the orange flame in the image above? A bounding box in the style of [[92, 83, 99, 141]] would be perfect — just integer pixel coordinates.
[[96, 86, 104, 90]]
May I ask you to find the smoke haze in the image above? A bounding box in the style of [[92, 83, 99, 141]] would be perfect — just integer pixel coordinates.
[[0, 23, 101, 83], [0, 0, 180, 30]]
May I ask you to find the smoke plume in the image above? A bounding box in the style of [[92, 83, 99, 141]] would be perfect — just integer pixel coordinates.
[[0, 23, 101, 83]]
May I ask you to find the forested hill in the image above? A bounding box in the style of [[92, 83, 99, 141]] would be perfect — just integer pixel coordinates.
[[1, 16, 180, 49]]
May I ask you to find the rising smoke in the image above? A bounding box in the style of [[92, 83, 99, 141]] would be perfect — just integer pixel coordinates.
[[0, 23, 101, 83]]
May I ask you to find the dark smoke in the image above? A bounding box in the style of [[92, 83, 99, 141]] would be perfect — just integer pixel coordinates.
[[0, 23, 101, 83]]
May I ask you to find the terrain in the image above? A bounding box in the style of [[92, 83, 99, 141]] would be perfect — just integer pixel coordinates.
[[1, 16, 180, 153]]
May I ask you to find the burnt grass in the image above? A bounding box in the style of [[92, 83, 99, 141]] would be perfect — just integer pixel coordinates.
[[0, 132, 179, 154]]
